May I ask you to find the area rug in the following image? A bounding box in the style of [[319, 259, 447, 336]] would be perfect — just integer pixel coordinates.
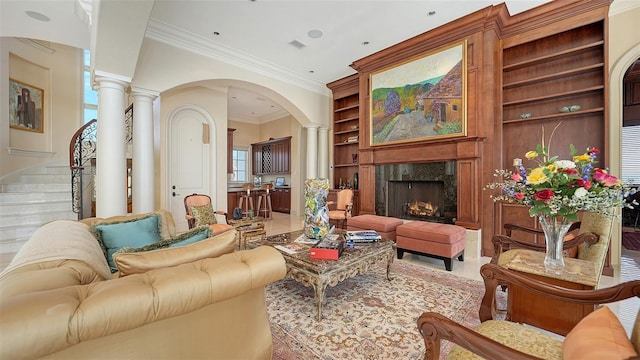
[[266, 260, 485, 360], [622, 231, 640, 251]]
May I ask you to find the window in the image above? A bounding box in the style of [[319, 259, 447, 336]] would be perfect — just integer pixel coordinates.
[[622, 125, 640, 184], [231, 148, 249, 182], [83, 50, 98, 123]]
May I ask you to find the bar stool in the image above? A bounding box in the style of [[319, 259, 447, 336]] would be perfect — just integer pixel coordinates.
[[238, 183, 255, 218], [257, 183, 273, 220]]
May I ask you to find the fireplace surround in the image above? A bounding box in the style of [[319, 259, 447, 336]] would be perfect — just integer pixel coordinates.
[[376, 162, 457, 224]]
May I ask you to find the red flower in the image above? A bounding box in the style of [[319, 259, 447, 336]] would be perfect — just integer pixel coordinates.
[[515, 193, 525, 200], [534, 189, 554, 202], [576, 179, 592, 190], [588, 147, 600, 155]]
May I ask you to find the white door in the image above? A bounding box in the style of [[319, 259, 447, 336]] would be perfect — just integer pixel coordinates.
[[169, 109, 210, 232]]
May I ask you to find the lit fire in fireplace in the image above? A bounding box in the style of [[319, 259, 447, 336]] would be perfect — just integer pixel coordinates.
[[407, 201, 439, 217]]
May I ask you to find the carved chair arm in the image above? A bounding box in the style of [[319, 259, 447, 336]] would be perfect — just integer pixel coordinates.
[[504, 221, 581, 236], [418, 312, 541, 360], [479, 263, 640, 322]]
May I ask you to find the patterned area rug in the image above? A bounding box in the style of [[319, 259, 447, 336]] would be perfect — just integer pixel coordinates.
[[266, 260, 485, 360]]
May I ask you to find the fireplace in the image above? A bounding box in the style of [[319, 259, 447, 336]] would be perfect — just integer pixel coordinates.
[[375, 162, 457, 224]]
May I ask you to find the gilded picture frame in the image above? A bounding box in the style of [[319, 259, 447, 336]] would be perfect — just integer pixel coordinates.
[[9, 78, 44, 133], [369, 41, 467, 146]]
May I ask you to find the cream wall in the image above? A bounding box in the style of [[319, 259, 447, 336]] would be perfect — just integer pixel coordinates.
[[0, 38, 83, 178], [159, 86, 229, 211], [132, 39, 332, 128], [607, 1, 640, 267]]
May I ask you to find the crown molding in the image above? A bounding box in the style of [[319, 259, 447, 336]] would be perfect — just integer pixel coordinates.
[[16, 38, 55, 54], [145, 19, 329, 96]]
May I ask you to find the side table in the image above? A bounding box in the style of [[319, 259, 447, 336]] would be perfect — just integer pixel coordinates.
[[499, 249, 598, 335], [229, 217, 265, 249]]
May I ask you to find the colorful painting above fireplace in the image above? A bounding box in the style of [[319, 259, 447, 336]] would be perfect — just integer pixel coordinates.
[[369, 41, 467, 146]]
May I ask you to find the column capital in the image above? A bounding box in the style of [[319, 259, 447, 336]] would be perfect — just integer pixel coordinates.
[[94, 70, 131, 86], [130, 86, 160, 100], [305, 124, 321, 130]]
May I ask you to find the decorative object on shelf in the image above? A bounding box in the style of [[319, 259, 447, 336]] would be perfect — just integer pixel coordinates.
[[353, 172, 358, 190], [370, 41, 467, 146], [350, 125, 359, 130], [559, 105, 581, 113], [347, 135, 359, 143], [303, 178, 330, 239], [9, 78, 44, 133], [486, 124, 636, 269], [519, 113, 532, 119], [352, 153, 358, 163]]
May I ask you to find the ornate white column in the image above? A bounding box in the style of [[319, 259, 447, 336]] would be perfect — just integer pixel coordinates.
[[318, 127, 329, 179], [305, 124, 319, 179], [131, 87, 159, 214], [94, 72, 130, 217]]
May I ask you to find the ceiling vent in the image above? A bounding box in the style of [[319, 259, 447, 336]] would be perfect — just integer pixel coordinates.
[[288, 40, 306, 49]]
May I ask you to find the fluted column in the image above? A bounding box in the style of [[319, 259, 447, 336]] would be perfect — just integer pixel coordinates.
[[94, 72, 129, 217], [318, 127, 329, 179], [131, 87, 159, 213], [306, 124, 319, 179]]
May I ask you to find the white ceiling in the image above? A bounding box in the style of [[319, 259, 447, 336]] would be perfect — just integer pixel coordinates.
[[1, 0, 550, 123]]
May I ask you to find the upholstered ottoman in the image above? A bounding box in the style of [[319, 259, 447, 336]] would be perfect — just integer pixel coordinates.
[[347, 215, 404, 241], [396, 221, 466, 271]]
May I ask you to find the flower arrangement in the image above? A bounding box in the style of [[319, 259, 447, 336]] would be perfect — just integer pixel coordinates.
[[486, 143, 635, 222]]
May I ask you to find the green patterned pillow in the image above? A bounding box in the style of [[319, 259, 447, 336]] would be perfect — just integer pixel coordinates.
[[189, 204, 217, 226]]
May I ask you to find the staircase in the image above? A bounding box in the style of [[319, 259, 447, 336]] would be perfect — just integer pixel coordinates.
[[0, 162, 77, 268]]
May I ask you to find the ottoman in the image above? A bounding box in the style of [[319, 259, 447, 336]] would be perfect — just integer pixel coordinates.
[[347, 215, 403, 241], [396, 221, 466, 271]]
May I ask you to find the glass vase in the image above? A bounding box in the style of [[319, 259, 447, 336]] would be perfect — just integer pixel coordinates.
[[538, 215, 573, 270], [303, 178, 330, 239]]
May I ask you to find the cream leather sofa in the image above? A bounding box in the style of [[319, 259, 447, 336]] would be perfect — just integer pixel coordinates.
[[0, 210, 286, 360]]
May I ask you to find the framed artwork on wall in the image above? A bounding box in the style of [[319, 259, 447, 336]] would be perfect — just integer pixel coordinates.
[[9, 78, 44, 133], [369, 40, 467, 146]]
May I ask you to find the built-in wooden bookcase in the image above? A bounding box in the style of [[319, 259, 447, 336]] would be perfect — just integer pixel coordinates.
[[499, 18, 611, 275], [502, 21, 605, 125], [327, 74, 360, 189]]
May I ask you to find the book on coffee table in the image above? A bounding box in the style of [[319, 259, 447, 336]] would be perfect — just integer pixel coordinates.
[[274, 243, 305, 254], [344, 230, 381, 243], [310, 238, 344, 260]]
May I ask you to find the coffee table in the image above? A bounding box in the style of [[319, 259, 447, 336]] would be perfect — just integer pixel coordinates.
[[247, 230, 395, 320]]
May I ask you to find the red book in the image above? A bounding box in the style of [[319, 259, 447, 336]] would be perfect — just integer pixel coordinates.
[[309, 239, 344, 260]]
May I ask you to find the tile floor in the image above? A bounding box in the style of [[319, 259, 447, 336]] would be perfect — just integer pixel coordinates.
[[264, 212, 639, 336]]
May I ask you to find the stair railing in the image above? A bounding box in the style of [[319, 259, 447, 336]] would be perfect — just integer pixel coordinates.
[[69, 105, 133, 219]]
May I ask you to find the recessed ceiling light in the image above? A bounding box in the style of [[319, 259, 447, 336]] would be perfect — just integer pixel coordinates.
[[308, 29, 323, 39], [25, 10, 50, 22], [428, 10, 436, 16]]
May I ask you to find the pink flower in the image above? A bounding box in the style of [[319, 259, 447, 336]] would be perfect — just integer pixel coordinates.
[[593, 169, 618, 187], [534, 189, 554, 202], [511, 173, 523, 182], [515, 193, 525, 200]]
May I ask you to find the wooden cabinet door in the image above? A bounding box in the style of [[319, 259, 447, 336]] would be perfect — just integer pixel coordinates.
[[227, 128, 235, 174], [252, 147, 262, 175]]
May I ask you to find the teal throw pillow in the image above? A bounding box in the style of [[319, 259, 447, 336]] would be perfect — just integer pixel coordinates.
[[116, 226, 211, 254], [169, 226, 211, 247], [93, 214, 162, 272]]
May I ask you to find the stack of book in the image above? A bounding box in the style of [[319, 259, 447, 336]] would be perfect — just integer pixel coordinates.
[[344, 230, 381, 243]]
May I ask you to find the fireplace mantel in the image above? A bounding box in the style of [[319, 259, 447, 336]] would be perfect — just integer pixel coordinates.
[[358, 136, 484, 230]]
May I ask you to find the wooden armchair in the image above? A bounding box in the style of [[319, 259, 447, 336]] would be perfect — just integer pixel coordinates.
[[418, 263, 640, 360], [328, 189, 353, 229], [492, 212, 613, 281], [184, 193, 233, 236]]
